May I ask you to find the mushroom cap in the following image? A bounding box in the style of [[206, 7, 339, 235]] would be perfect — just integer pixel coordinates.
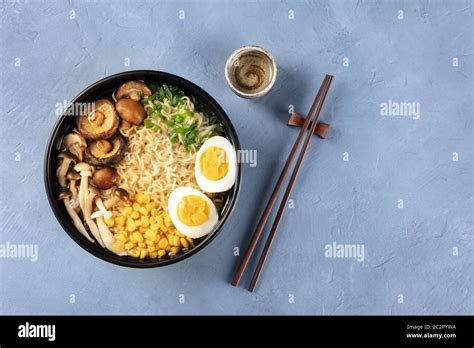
[[62, 131, 87, 150], [120, 120, 131, 131], [114, 187, 130, 201], [66, 169, 81, 181], [74, 162, 92, 172], [115, 98, 146, 126], [62, 132, 87, 161], [91, 167, 119, 190], [88, 185, 100, 196], [58, 189, 72, 200], [77, 99, 119, 140], [58, 150, 79, 163], [116, 80, 152, 101], [93, 139, 113, 153], [84, 134, 127, 166]]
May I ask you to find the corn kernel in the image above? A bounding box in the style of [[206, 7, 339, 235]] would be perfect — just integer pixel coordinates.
[[145, 229, 156, 237], [130, 211, 139, 219], [151, 208, 159, 216], [126, 218, 137, 232], [173, 235, 180, 247], [114, 234, 127, 243], [170, 246, 179, 255], [122, 206, 133, 215], [149, 251, 158, 258], [158, 238, 169, 249], [112, 241, 125, 253], [160, 225, 167, 233], [132, 202, 141, 211], [125, 242, 135, 250], [146, 202, 156, 210], [134, 219, 142, 227], [145, 229, 157, 239], [180, 238, 189, 248], [148, 245, 156, 253], [129, 249, 140, 258], [136, 192, 145, 204], [165, 246, 171, 252], [155, 216, 163, 226], [141, 216, 149, 228], [104, 217, 115, 227], [140, 249, 148, 259], [138, 242, 146, 248], [158, 249, 166, 257], [132, 232, 144, 243], [138, 207, 148, 216], [115, 216, 126, 227], [150, 224, 159, 232]]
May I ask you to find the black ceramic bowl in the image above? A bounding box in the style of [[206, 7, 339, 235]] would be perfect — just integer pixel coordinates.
[[44, 70, 241, 268]]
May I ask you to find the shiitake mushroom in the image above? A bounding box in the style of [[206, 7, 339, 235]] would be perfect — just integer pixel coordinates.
[[115, 80, 152, 101], [84, 134, 127, 166], [115, 98, 146, 126], [77, 99, 119, 140], [91, 167, 119, 190]]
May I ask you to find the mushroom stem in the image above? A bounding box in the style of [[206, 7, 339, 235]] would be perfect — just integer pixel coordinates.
[[94, 214, 125, 256], [90, 211, 104, 220], [57, 159, 72, 188], [84, 190, 105, 247], [103, 188, 130, 209], [95, 197, 112, 219], [78, 170, 92, 211], [57, 151, 78, 188], [103, 196, 120, 210], [69, 180, 79, 212], [62, 197, 94, 243]]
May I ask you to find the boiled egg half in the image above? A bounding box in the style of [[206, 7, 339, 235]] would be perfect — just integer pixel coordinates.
[[168, 187, 218, 238], [195, 136, 237, 193]]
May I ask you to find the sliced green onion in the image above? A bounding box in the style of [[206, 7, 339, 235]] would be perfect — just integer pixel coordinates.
[[144, 119, 154, 128]]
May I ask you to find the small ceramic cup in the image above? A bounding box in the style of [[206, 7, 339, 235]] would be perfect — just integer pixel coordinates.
[[225, 45, 277, 99]]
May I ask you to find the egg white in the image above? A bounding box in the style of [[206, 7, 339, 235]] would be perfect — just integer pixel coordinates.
[[195, 136, 237, 193], [168, 187, 219, 239]]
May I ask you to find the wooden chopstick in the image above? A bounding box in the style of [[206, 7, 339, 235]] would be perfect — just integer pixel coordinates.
[[248, 75, 334, 292], [231, 75, 333, 287]]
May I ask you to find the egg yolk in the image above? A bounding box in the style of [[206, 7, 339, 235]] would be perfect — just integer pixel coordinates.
[[200, 146, 228, 181], [177, 195, 210, 226]]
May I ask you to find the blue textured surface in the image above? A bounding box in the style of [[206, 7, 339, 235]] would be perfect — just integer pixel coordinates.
[[0, 0, 472, 315]]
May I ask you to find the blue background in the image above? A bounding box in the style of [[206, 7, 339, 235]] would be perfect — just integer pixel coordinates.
[[0, 0, 472, 314]]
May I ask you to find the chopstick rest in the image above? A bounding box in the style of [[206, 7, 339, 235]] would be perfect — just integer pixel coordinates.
[[288, 112, 330, 139]]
